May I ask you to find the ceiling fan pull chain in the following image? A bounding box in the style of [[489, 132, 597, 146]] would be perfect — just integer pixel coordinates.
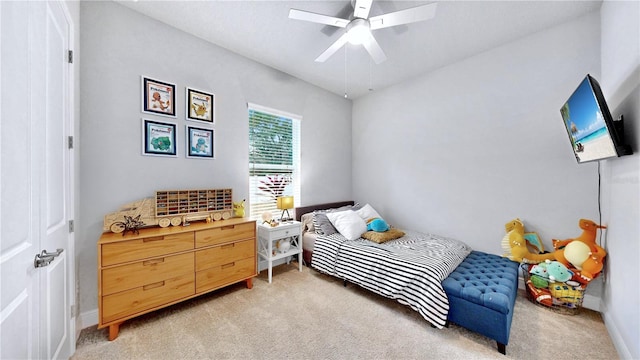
[[344, 46, 348, 98], [369, 57, 373, 92]]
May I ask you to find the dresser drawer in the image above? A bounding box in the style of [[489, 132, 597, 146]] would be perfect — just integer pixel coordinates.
[[195, 257, 255, 293], [101, 273, 195, 324], [101, 232, 194, 266], [102, 253, 194, 296], [195, 222, 255, 248], [195, 239, 254, 272]]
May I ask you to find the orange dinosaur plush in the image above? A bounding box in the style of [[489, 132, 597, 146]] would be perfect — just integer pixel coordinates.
[[553, 219, 607, 282]]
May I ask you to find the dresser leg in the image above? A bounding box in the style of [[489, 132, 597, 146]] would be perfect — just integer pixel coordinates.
[[245, 278, 253, 289], [108, 323, 120, 341]]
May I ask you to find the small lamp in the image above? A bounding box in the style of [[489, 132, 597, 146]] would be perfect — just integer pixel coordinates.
[[276, 196, 294, 222]]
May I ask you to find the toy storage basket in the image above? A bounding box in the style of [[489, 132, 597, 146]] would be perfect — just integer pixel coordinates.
[[521, 264, 585, 315]]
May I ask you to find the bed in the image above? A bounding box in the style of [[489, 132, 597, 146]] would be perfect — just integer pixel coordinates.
[[295, 201, 519, 355]]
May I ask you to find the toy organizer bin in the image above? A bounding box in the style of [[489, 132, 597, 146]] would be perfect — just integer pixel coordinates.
[[521, 264, 585, 315]]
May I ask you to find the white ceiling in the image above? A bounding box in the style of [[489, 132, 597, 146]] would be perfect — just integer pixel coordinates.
[[117, 0, 602, 99]]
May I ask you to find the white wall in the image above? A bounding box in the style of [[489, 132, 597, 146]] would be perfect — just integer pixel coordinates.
[[353, 12, 602, 256], [78, 1, 352, 318], [600, 1, 640, 358]]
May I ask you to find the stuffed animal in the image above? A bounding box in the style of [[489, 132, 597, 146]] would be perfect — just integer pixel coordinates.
[[502, 218, 556, 264], [553, 219, 607, 281], [366, 218, 389, 232], [529, 262, 549, 278], [526, 281, 553, 307], [233, 199, 246, 218], [530, 259, 572, 288], [545, 260, 573, 283], [529, 263, 550, 288]]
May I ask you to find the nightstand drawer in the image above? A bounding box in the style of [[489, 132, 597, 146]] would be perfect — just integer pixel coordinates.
[[102, 273, 195, 324], [268, 226, 300, 240], [101, 232, 194, 266], [102, 253, 195, 296], [195, 257, 255, 293], [195, 239, 254, 272], [195, 222, 255, 248]]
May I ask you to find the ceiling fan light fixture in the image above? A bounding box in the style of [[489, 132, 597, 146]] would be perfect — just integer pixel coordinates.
[[346, 19, 370, 45]]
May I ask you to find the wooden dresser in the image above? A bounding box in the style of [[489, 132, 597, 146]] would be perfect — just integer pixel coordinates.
[[97, 218, 256, 340]]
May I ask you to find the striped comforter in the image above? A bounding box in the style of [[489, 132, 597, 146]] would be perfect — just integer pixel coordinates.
[[311, 230, 472, 328]]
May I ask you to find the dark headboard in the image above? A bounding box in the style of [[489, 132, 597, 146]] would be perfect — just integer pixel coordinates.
[[295, 201, 355, 221]]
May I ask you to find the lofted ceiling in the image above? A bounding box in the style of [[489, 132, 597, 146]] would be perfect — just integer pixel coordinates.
[[117, 0, 602, 99]]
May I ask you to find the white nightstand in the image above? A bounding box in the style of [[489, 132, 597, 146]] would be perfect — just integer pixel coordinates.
[[257, 221, 303, 283]]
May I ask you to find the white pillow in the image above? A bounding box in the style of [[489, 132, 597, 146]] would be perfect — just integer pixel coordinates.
[[326, 210, 367, 241], [355, 203, 381, 221]]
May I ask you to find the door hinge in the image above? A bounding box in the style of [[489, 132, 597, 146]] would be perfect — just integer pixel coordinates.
[[68, 50, 73, 64], [68, 136, 74, 149], [68, 220, 74, 233]]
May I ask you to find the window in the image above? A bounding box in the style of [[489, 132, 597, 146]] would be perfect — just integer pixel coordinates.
[[248, 103, 301, 220]]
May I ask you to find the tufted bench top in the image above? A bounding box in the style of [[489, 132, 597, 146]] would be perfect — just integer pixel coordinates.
[[443, 251, 519, 315]]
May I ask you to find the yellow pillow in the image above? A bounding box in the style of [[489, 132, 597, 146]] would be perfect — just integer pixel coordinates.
[[361, 228, 405, 244]]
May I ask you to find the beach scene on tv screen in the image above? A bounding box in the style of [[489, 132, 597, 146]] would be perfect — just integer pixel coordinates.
[[561, 79, 617, 162]]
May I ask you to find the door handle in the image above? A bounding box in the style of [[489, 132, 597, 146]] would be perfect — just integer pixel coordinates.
[[34, 248, 64, 268]]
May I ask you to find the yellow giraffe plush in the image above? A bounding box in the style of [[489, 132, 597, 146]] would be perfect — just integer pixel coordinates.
[[502, 218, 555, 264]]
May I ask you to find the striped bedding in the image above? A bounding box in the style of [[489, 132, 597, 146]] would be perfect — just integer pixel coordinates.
[[311, 230, 472, 328]]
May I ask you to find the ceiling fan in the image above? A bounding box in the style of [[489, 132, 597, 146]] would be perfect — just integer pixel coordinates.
[[289, 0, 438, 64]]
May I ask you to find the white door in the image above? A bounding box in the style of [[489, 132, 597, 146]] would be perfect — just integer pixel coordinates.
[[0, 1, 74, 359]]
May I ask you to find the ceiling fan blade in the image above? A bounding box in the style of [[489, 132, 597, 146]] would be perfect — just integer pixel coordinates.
[[369, 3, 437, 30], [353, 0, 373, 19], [361, 32, 387, 64], [289, 9, 349, 28], [321, 2, 355, 36], [315, 32, 350, 63]]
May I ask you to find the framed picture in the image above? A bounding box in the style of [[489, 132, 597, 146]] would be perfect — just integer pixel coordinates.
[[186, 87, 214, 123], [186, 125, 214, 159], [142, 76, 176, 117], [142, 119, 177, 157]]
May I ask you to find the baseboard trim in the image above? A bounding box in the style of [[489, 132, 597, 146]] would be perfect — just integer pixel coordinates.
[[601, 302, 633, 359], [581, 294, 600, 311], [80, 309, 98, 330]]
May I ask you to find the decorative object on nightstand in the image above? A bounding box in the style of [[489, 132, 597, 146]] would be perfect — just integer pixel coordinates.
[[257, 220, 302, 283], [276, 238, 291, 253], [276, 196, 294, 222], [261, 212, 279, 227]]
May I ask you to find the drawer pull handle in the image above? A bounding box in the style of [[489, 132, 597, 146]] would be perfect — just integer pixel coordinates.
[[143, 281, 165, 290], [143, 236, 164, 242], [221, 243, 235, 249], [221, 225, 235, 230], [143, 258, 165, 266], [222, 262, 235, 269]]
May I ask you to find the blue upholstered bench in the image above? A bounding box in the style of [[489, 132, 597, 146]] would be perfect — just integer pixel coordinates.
[[442, 251, 519, 355]]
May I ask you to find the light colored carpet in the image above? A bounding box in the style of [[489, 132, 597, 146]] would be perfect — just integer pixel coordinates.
[[74, 263, 619, 359]]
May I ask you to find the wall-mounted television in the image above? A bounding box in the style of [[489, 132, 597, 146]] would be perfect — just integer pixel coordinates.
[[560, 74, 632, 163]]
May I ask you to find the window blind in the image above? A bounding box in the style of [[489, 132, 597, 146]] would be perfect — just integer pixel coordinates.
[[248, 103, 301, 220]]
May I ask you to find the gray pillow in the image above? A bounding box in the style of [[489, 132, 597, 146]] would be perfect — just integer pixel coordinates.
[[313, 203, 362, 235], [313, 212, 337, 235]]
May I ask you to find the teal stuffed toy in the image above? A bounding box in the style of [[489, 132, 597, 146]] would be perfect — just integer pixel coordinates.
[[530, 259, 573, 283], [546, 260, 573, 283], [367, 218, 389, 232]]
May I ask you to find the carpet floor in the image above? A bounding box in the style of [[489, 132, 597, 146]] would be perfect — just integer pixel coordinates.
[[74, 262, 619, 359]]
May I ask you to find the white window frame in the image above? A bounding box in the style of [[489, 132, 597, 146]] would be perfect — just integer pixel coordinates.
[[248, 103, 301, 220]]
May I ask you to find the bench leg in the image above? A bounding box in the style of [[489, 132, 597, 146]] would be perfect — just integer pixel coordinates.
[[497, 342, 506, 355]]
